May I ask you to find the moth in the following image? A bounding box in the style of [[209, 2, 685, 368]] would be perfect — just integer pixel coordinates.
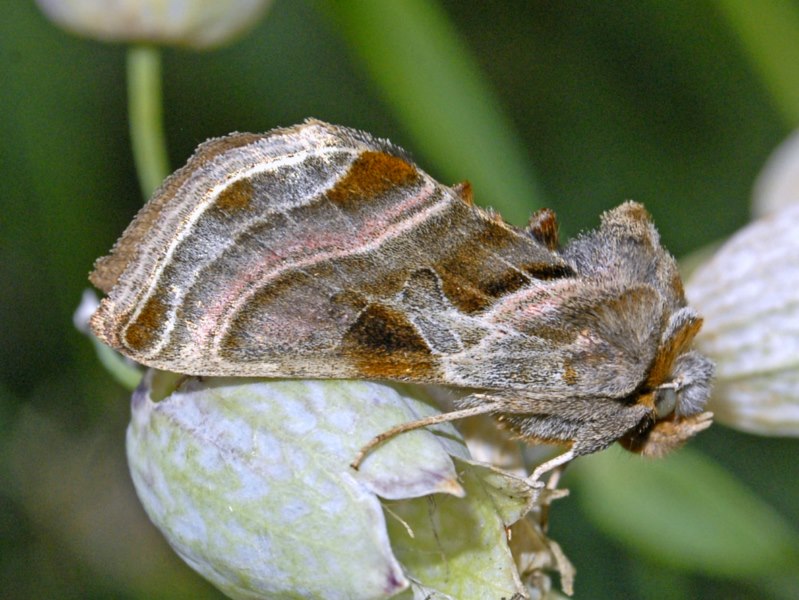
[[90, 119, 714, 484]]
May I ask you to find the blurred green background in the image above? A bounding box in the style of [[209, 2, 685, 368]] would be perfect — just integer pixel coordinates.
[[2, 1, 799, 598]]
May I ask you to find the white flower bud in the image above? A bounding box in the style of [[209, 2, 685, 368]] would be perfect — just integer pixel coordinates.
[[686, 204, 799, 436], [753, 130, 799, 217], [127, 372, 568, 598], [35, 0, 272, 49]]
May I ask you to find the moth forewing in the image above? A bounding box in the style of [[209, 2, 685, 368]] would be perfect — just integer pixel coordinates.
[[89, 119, 714, 484]]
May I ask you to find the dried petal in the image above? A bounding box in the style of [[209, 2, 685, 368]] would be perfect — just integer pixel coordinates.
[[35, 0, 271, 49], [686, 204, 799, 435]]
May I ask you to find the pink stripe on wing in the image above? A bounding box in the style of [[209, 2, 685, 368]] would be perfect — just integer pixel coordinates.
[[190, 179, 444, 350]]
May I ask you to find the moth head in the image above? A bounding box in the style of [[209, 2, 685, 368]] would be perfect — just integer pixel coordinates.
[[619, 307, 715, 456]]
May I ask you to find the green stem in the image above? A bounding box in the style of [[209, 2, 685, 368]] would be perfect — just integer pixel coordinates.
[[127, 45, 170, 199]]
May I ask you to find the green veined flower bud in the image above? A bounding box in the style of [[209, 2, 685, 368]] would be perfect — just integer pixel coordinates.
[[127, 371, 565, 598]]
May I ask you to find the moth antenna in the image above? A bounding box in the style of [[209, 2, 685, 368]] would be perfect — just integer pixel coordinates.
[[350, 402, 502, 471]]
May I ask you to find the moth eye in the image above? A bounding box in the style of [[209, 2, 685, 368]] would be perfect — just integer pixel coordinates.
[[654, 386, 678, 418]]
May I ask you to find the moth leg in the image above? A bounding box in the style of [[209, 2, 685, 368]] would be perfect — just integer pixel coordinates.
[[538, 463, 569, 532], [527, 449, 576, 486], [350, 402, 503, 471], [545, 463, 567, 491]]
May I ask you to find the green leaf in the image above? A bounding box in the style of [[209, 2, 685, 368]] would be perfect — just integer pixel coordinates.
[[572, 446, 799, 578]]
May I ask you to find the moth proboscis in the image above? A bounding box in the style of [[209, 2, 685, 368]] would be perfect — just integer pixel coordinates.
[[89, 119, 714, 487]]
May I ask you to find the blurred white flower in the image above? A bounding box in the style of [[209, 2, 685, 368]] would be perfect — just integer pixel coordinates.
[[127, 371, 572, 599], [687, 146, 799, 435], [753, 130, 799, 217], [35, 0, 272, 49], [74, 289, 143, 389], [73, 288, 100, 334]]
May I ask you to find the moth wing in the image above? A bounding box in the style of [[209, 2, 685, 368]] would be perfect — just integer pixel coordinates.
[[562, 201, 685, 313], [90, 120, 573, 381], [444, 202, 682, 398], [443, 281, 665, 398]]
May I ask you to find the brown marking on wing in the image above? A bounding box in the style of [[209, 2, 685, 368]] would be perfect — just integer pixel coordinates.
[[123, 293, 167, 352], [452, 181, 473, 205], [432, 215, 575, 313], [90, 132, 264, 293], [341, 304, 436, 379], [326, 151, 421, 208], [350, 262, 416, 300], [480, 269, 531, 298], [330, 289, 369, 313], [431, 222, 520, 312], [670, 270, 685, 301], [624, 201, 652, 223], [562, 360, 579, 385], [526, 208, 559, 250], [482, 263, 573, 298], [473, 217, 517, 247], [343, 304, 430, 355], [531, 323, 578, 344], [215, 178, 254, 213], [437, 277, 492, 313], [645, 317, 703, 388], [327, 289, 370, 328], [525, 263, 575, 279]]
